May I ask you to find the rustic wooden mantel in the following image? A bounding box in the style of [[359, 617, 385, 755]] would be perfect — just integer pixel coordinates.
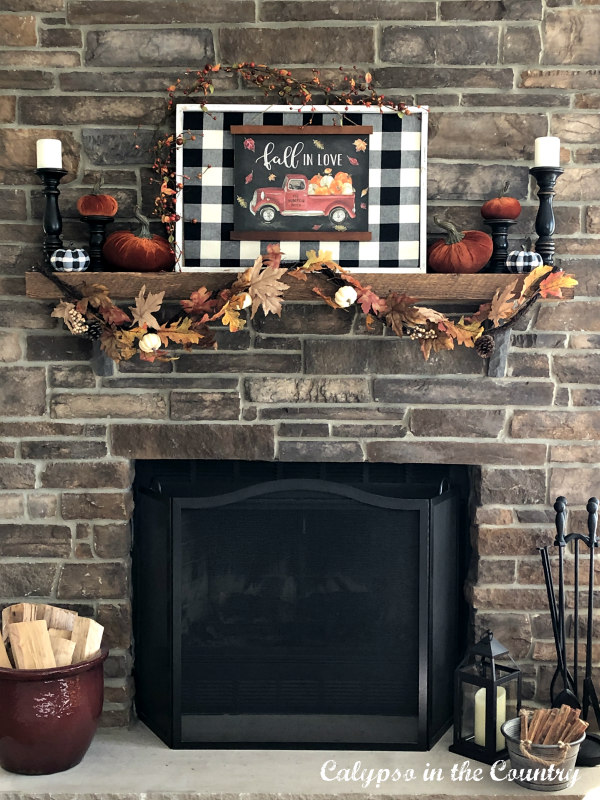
[[25, 270, 572, 304]]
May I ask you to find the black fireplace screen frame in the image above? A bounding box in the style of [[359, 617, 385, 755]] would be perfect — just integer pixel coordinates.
[[133, 461, 464, 750]]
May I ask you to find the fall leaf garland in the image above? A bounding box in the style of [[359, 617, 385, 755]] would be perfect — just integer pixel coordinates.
[[43, 258, 577, 364], [149, 63, 408, 244]]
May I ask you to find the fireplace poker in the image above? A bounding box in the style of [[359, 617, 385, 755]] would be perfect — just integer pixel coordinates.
[[552, 497, 579, 709], [576, 497, 600, 767], [539, 545, 574, 703]]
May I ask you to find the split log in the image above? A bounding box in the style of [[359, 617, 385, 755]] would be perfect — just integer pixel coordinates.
[[48, 627, 71, 640], [71, 617, 104, 664], [39, 605, 77, 632], [8, 620, 56, 669], [2, 603, 37, 642], [0, 636, 11, 668], [50, 636, 76, 667]]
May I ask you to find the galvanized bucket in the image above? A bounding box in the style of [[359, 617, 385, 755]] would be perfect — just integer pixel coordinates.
[[501, 717, 585, 792]]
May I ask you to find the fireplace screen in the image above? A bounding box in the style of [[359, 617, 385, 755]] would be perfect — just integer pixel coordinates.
[[133, 461, 464, 749]]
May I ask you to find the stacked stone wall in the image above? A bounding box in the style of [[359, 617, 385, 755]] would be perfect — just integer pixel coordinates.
[[1, 0, 600, 722]]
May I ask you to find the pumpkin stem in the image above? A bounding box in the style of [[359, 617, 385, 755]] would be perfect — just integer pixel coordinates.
[[92, 174, 103, 195], [501, 180, 510, 196], [133, 206, 154, 239], [433, 215, 465, 245]]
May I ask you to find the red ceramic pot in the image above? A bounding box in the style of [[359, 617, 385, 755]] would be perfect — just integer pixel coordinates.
[[0, 648, 108, 775]]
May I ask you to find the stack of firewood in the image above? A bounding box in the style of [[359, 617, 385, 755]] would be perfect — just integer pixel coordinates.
[[0, 602, 104, 669], [520, 705, 588, 744]]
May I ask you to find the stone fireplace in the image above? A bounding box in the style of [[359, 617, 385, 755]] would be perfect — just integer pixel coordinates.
[[3, 289, 600, 729]]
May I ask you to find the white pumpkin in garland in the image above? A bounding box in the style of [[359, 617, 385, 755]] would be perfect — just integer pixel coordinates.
[[50, 247, 90, 272], [506, 240, 544, 274]]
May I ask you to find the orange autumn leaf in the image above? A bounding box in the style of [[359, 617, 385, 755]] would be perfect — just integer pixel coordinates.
[[99, 302, 130, 326], [221, 302, 246, 332], [263, 242, 283, 270], [180, 287, 218, 315], [538, 270, 578, 299], [353, 138, 367, 152], [521, 264, 553, 298], [438, 317, 483, 348], [488, 281, 521, 327], [287, 268, 308, 282], [312, 287, 340, 309]]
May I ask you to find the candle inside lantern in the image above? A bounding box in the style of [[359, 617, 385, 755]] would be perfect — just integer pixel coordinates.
[[36, 138, 62, 169], [534, 137, 560, 168], [474, 685, 506, 750]]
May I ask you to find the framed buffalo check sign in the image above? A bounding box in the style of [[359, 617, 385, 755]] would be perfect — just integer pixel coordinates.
[[175, 104, 428, 273]]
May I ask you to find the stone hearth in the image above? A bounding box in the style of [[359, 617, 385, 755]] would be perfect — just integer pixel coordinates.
[[0, 723, 597, 799], [2, 0, 600, 740]]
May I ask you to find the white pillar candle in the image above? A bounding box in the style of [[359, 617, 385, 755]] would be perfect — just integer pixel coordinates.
[[474, 685, 506, 750], [534, 137, 561, 168], [36, 138, 62, 169]]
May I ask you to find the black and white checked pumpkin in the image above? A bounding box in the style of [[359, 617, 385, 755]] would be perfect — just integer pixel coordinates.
[[50, 247, 90, 272], [506, 246, 544, 274]]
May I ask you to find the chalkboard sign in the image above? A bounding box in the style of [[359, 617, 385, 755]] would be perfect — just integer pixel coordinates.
[[231, 126, 371, 241], [175, 104, 428, 273]]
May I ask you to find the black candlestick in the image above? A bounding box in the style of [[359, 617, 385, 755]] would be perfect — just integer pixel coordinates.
[[35, 167, 68, 267], [529, 166, 563, 268], [80, 215, 114, 271], [483, 217, 517, 274]]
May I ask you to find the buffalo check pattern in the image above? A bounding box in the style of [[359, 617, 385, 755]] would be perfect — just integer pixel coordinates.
[[176, 104, 428, 272]]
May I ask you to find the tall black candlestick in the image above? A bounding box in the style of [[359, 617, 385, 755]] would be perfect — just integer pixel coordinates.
[[35, 167, 68, 267], [529, 166, 563, 268]]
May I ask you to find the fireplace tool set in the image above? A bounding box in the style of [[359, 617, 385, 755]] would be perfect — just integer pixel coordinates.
[[539, 496, 600, 766]]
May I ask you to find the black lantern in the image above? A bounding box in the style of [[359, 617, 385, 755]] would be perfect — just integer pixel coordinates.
[[450, 630, 521, 765]]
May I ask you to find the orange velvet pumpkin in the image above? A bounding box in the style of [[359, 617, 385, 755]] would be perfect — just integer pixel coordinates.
[[428, 216, 493, 274], [102, 207, 175, 272], [481, 195, 522, 220], [480, 180, 522, 220], [76, 179, 119, 218]]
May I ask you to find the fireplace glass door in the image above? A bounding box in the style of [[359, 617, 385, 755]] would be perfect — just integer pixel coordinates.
[[133, 461, 463, 749]]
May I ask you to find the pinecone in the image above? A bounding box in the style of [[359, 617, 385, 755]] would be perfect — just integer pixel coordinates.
[[66, 307, 88, 335], [84, 320, 103, 340], [475, 334, 495, 358]]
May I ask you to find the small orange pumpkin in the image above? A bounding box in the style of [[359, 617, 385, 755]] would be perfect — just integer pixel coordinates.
[[428, 216, 493, 274], [76, 178, 119, 218], [481, 195, 522, 221], [480, 181, 522, 221], [102, 207, 175, 272]]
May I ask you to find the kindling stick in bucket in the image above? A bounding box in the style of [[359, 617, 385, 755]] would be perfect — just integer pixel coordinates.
[[501, 706, 587, 791]]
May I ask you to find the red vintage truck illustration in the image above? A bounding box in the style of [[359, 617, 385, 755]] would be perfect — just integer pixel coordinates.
[[249, 173, 356, 225]]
